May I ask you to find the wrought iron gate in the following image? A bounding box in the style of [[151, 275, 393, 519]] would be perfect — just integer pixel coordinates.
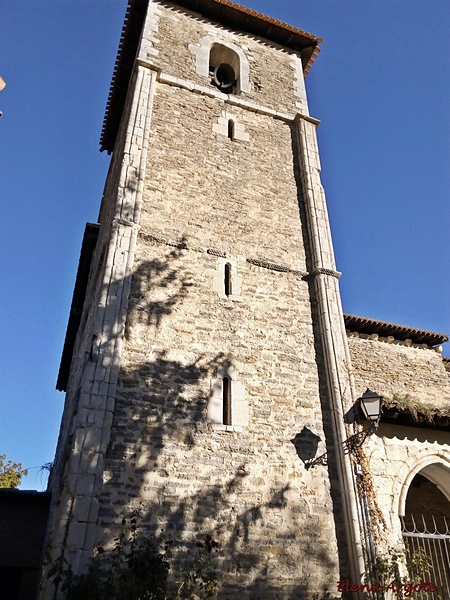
[[401, 515, 450, 599]]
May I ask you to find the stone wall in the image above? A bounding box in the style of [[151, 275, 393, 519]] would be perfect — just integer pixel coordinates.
[[348, 334, 450, 408], [405, 474, 450, 518], [358, 424, 450, 553], [348, 334, 450, 555], [43, 2, 370, 597], [140, 85, 307, 268], [96, 250, 343, 597], [91, 4, 344, 597], [139, 1, 309, 116]]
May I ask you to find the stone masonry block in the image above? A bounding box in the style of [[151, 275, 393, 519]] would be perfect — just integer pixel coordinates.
[[66, 521, 87, 554], [72, 494, 92, 523]]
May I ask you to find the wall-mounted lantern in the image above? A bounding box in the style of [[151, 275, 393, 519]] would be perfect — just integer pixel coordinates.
[[358, 388, 383, 428], [305, 389, 383, 469]]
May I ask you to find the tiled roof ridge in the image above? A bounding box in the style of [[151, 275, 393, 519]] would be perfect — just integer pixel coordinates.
[[201, 0, 321, 43], [344, 313, 448, 346]]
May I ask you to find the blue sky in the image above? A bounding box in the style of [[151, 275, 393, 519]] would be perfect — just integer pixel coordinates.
[[1, 1, 449, 489]]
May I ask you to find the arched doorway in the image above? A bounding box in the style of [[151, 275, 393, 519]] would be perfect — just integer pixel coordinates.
[[401, 464, 450, 598]]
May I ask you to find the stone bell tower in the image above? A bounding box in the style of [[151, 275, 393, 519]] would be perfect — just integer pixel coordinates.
[[43, 1, 367, 597]]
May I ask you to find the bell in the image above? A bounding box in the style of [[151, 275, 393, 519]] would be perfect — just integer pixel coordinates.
[[213, 63, 236, 91]]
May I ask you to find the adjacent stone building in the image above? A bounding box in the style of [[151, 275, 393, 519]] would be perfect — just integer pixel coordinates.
[[0, 490, 50, 600], [41, 1, 450, 598]]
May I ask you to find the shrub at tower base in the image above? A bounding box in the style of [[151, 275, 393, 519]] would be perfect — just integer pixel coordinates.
[[47, 517, 220, 600]]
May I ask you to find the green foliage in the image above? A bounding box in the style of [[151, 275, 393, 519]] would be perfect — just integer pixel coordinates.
[[61, 563, 104, 600], [175, 535, 219, 600], [369, 547, 432, 600], [405, 548, 432, 583], [372, 549, 402, 587], [0, 454, 28, 488], [48, 518, 220, 600], [384, 393, 447, 424]]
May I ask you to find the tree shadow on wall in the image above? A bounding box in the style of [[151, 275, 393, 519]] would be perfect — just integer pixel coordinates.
[[125, 241, 193, 333], [94, 249, 342, 600]]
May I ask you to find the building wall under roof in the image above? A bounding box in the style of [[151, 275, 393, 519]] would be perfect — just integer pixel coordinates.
[[347, 333, 450, 409], [347, 333, 450, 559]]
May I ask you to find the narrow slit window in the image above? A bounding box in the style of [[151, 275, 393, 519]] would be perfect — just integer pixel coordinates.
[[223, 377, 232, 425], [227, 119, 234, 140], [224, 262, 232, 296]]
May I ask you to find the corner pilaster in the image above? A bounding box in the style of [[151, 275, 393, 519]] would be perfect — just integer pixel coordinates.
[[294, 114, 366, 591], [40, 66, 157, 599]]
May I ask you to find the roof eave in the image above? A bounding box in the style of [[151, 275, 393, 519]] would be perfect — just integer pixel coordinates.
[[344, 313, 448, 347], [381, 406, 450, 432]]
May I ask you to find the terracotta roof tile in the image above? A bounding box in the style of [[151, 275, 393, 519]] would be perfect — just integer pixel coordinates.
[[344, 313, 448, 346]]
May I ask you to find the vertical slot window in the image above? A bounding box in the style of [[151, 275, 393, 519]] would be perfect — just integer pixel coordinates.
[[223, 376, 232, 426], [224, 262, 232, 296], [227, 119, 235, 140]]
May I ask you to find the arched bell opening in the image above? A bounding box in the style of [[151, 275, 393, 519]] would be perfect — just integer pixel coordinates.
[[400, 464, 450, 597], [209, 43, 240, 94]]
